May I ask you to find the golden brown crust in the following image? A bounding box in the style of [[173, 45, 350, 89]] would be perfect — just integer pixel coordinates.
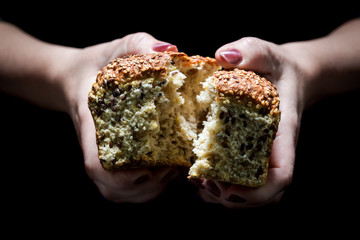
[[213, 69, 280, 117], [91, 52, 219, 94]]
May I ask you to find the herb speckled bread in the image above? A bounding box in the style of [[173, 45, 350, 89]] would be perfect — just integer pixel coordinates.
[[189, 69, 280, 187], [88, 52, 280, 187]]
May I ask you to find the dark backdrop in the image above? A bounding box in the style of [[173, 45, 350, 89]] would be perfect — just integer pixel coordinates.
[[1, 3, 359, 235]]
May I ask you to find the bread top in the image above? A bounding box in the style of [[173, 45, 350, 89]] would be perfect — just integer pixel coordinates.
[[213, 68, 280, 118], [91, 52, 219, 93], [90, 52, 280, 118]]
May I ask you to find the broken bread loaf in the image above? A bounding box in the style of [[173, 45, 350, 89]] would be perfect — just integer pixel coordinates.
[[88, 52, 280, 187]]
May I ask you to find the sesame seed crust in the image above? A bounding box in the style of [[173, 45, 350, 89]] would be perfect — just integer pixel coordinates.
[[213, 68, 280, 117], [90, 53, 280, 119], [90, 52, 219, 93]]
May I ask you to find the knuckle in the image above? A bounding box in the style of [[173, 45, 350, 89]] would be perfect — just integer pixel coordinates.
[[119, 32, 154, 55], [240, 37, 270, 58], [239, 37, 281, 76], [243, 36, 270, 50], [240, 36, 262, 47], [128, 32, 153, 43]]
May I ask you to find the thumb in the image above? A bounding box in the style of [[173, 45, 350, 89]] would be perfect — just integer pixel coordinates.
[[215, 37, 281, 75], [105, 32, 178, 62]]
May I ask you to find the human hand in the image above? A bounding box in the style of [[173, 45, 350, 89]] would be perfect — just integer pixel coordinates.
[[2, 19, 358, 206], [190, 37, 309, 208], [59, 32, 180, 203]]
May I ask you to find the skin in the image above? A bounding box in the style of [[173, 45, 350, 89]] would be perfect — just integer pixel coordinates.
[[0, 18, 359, 207]]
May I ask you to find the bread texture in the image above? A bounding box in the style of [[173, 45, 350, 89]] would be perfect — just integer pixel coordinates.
[[189, 69, 280, 187], [88, 52, 280, 187]]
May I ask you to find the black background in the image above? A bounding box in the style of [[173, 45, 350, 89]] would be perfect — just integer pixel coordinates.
[[1, 3, 359, 235]]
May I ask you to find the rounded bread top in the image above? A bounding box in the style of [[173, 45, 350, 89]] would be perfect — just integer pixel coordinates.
[[213, 68, 280, 117], [89, 52, 280, 117], [91, 52, 219, 92]]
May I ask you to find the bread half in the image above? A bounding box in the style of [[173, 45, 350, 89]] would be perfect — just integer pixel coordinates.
[[189, 69, 280, 187], [88, 52, 280, 187]]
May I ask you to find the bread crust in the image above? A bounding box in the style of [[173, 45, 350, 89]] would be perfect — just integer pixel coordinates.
[[214, 68, 280, 118], [90, 52, 219, 94]]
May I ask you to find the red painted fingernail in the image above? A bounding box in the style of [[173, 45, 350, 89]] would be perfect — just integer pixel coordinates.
[[219, 49, 243, 65], [133, 175, 150, 185], [205, 180, 221, 197], [153, 43, 178, 52]]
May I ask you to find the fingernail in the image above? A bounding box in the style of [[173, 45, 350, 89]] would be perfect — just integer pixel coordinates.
[[219, 49, 243, 65], [160, 168, 178, 183], [133, 175, 150, 185], [153, 43, 178, 52], [225, 194, 247, 203], [189, 178, 205, 189], [205, 180, 221, 197]]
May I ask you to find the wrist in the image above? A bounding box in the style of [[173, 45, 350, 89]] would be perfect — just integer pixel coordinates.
[[0, 22, 83, 113], [281, 41, 324, 109], [282, 19, 360, 108], [47, 46, 82, 114]]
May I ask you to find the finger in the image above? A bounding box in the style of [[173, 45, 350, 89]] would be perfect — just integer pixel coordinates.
[[215, 37, 282, 77], [92, 167, 176, 203], [196, 179, 227, 204], [188, 178, 220, 204], [107, 32, 178, 60], [157, 167, 179, 184], [222, 167, 291, 208], [195, 179, 249, 208], [95, 179, 167, 203], [220, 186, 286, 209], [89, 165, 178, 202], [152, 42, 178, 52], [122, 32, 178, 54], [203, 179, 221, 198], [197, 188, 220, 204], [86, 162, 153, 191], [193, 160, 293, 208]]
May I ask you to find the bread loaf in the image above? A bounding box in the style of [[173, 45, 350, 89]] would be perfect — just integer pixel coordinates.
[[88, 52, 280, 187]]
